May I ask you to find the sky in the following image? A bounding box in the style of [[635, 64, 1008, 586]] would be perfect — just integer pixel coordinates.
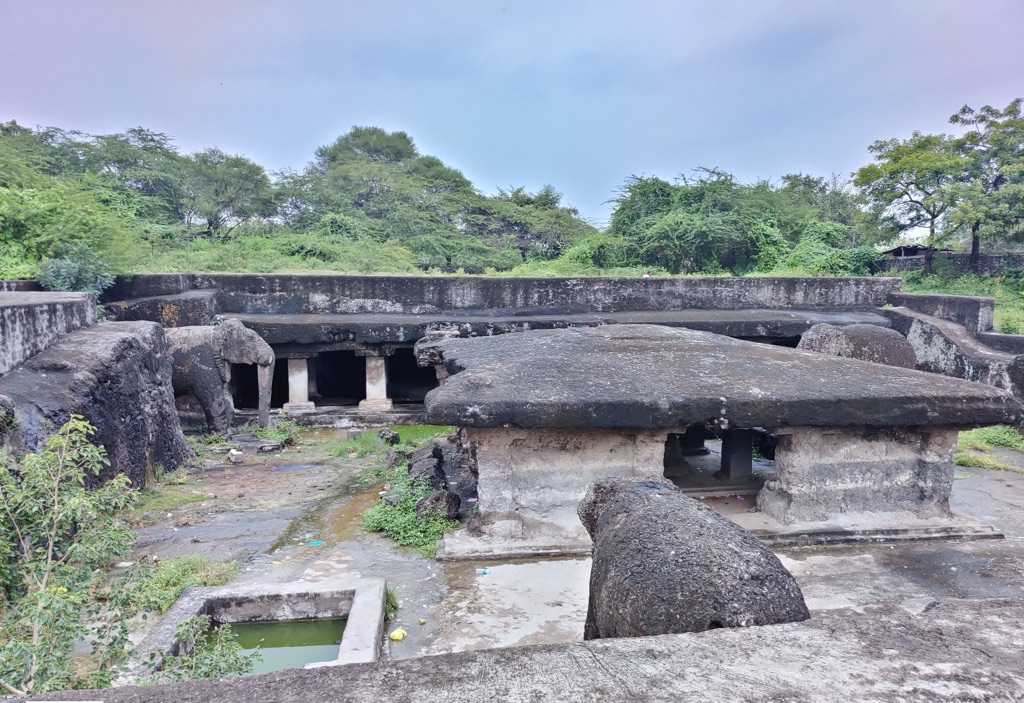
[[1, 0, 1022, 226]]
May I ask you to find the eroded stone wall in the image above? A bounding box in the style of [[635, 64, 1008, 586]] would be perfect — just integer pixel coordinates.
[[0, 292, 96, 375]]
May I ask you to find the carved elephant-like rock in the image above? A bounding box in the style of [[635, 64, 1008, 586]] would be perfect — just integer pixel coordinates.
[[164, 319, 275, 434]]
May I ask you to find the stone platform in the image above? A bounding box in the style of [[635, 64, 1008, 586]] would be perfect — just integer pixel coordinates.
[[419, 325, 1022, 557]]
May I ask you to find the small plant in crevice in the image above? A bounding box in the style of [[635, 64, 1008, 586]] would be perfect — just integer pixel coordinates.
[[384, 587, 399, 621]]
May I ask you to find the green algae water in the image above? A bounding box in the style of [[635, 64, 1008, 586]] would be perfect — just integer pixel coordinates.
[[226, 618, 347, 674]]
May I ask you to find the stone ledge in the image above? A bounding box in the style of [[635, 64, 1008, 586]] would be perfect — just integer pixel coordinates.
[[29, 597, 1024, 702]]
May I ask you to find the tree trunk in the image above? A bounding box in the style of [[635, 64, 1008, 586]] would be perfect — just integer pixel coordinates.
[[969, 223, 981, 273], [924, 247, 933, 275]]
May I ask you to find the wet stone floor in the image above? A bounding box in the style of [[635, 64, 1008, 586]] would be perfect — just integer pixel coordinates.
[[131, 428, 1024, 661]]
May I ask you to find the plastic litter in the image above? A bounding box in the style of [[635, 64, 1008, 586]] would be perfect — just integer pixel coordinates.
[[309, 540, 326, 546], [475, 568, 489, 575], [466, 497, 478, 503], [389, 627, 408, 641], [418, 618, 426, 625]]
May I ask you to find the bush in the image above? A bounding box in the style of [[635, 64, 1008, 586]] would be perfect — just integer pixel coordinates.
[[36, 243, 114, 294]]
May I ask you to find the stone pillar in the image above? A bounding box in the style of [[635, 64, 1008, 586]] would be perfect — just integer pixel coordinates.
[[756, 426, 957, 525], [719, 428, 753, 481], [283, 358, 315, 413], [359, 356, 393, 410]]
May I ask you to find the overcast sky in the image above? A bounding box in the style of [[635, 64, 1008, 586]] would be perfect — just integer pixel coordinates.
[[1, 0, 1022, 225]]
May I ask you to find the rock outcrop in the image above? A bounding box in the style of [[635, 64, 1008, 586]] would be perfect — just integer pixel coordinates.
[[0, 321, 192, 487], [797, 322, 916, 368]]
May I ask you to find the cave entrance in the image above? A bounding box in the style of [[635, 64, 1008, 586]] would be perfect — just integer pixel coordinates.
[[386, 348, 438, 405], [311, 350, 366, 406]]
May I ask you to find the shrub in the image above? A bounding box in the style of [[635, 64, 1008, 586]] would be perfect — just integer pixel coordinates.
[[0, 416, 136, 695], [36, 243, 114, 294]]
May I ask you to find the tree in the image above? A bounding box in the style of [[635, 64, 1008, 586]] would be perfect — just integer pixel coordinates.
[[853, 132, 966, 273], [184, 148, 277, 234], [947, 98, 1024, 270], [0, 417, 137, 694], [313, 126, 418, 171]]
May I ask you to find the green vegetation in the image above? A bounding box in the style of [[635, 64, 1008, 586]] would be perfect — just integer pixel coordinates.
[[339, 425, 459, 556], [119, 555, 237, 615], [0, 122, 598, 279], [956, 425, 1024, 474], [240, 416, 304, 446], [129, 486, 208, 525], [384, 587, 399, 621], [361, 464, 460, 556], [2, 99, 1020, 282], [0, 416, 137, 695], [898, 262, 1024, 332], [0, 417, 242, 694], [142, 615, 260, 684]]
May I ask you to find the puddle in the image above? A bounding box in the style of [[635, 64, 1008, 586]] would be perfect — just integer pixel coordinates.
[[272, 463, 322, 472], [321, 484, 385, 542], [226, 618, 347, 674], [268, 481, 381, 552]]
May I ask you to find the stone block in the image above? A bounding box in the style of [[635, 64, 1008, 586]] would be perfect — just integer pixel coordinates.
[[579, 477, 809, 639], [797, 323, 916, 368]]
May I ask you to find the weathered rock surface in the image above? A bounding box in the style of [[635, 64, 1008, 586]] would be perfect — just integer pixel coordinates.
[[420, 324, 1021, 429], [407, 443, 449, 490], [416, 490, 461, 520], [26, 597, 1024, 703], [377, 428, 399, 445], [797, 322, 916, 368], [578, 477, 810, 639], [0, 322, 192, 487], [0, 291, 96, 375]]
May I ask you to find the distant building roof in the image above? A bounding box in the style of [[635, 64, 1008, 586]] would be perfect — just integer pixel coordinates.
[[881, 245, 954, 257]]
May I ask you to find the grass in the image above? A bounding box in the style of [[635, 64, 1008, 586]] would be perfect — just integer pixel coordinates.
[[955, 425, 1024, 474], [238, 416, 303, 446], [119, 555, 238, 615], [897, 266, 1024, 333], [129, 486, 209, 525], [332, 425, 451, 459], [384, 588, 399, 621]]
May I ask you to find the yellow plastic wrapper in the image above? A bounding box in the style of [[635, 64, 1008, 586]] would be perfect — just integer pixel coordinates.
[[389, 627, 408, 641]]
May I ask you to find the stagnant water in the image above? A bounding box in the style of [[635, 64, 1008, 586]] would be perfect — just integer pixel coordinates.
[[226, 618, 348, 674]]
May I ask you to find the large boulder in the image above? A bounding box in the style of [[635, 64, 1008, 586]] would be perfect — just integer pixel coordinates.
[[578, 477, 809, 640], [797, 323, 916, 369], [0, 322, 193, 487]]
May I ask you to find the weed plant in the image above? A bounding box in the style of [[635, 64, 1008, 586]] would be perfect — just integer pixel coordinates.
[[142, 615, 260, 684], [239, 416, 303, 446], [955, 425, 1024, 474], [119, 556, 237, 615], [344, 425, 459, 556]]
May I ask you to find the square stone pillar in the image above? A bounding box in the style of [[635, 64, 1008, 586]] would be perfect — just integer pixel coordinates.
[[756, 426, 957, 525], [359, 356, 393, 410], [719, 428, 753, 481], [283, 358, 315, 413]]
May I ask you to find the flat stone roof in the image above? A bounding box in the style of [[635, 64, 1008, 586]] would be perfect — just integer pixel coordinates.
[[422, 324, 1022, 429], [231, 309, 890, 346]]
